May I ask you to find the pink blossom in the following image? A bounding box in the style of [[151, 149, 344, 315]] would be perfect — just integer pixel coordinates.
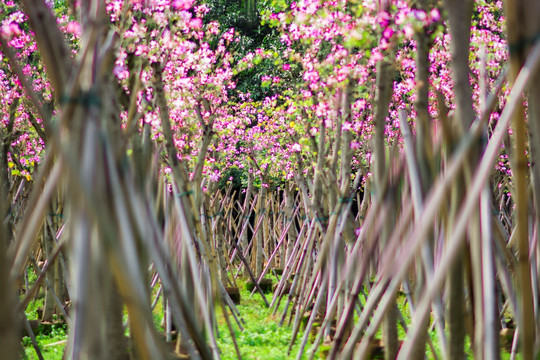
[[1, 22, 21, 39], [66, 21, 81, 36], [261, 75, 272, 84], [113, 65, 129, 80], [382, 27, 394, 39], [378, 11, 391, 28], [209, 171, 220, 182], [412, 9, 426, 21], [430, 9, 441, 22], [371, 50, 384, 63], [172, 0, 193, 10], [292, 143, 302, 152], [190, 18, 203, 29], [9, 11, 25, 24]]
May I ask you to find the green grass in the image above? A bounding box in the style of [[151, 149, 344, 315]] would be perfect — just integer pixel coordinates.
[[21, 274, 523, 359], [215, 277, 324, 360], [367, 290, 521, 360], [22, 265, 68, 360], [22, 323, 67, 360]]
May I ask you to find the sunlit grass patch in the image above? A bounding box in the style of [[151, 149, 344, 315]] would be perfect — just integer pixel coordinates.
[[216, 277, 325, 359]]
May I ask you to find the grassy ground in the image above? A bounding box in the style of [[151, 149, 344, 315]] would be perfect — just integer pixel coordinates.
[[23, 332, 67, 360], [21, 272, 522, 359], [214, 277, 324, 360], [22, 300, 67, 360], [22, 265, 67, 360]]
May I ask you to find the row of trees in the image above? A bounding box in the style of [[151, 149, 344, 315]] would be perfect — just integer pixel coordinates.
[[2, 0, 540, 359]]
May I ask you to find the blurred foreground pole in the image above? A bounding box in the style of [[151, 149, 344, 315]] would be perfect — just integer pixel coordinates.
[[504, 0, 540, 358], [442, 0, 474, 358], [373, 6, 398, 354], [0, 250, 19, 360], [0, 236, 19, 360], [0, 136, 18, 360]]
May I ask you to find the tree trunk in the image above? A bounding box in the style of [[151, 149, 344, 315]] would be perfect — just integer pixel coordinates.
[[107, 283, 129, 360], [42, 224, 56, 322], [410, 1, 434, 357], [0, 123, 19, 360], [284, 184, 298, 267], [504, 1, 540, 357], [242, 172, 254, 277], [216, 229, 229, 284], [443, 1, 475, 358], [373, 55, 397, 360], [255, 181, 267, 277]]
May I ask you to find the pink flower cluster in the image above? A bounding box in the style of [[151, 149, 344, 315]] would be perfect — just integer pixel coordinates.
[[0, 0, 512, 186]]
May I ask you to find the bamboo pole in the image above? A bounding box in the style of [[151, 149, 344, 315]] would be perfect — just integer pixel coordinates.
[[504, 0, 540, 357]]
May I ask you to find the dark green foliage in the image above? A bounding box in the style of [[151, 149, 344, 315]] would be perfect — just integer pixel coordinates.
[[218, 166, 248, 191], [202, 0, 289, 101]]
